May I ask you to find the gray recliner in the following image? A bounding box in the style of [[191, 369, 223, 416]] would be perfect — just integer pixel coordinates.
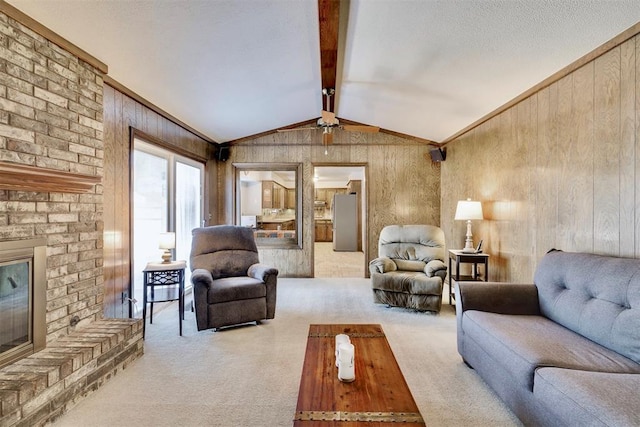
[[189, 225, 278, 331], [369, 224, 447, 312]]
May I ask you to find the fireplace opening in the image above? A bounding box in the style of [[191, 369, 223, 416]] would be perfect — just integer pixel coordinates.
[[0, 238, 46, 369]]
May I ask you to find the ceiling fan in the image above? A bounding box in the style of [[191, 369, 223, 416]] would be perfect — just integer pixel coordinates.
[[276, 1, 379, 151], [277, 87, 380, 147]]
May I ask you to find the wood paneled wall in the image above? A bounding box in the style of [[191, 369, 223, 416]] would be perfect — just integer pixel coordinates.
[[218, 130, 440, 277], [441, 33, 639, 283], [102, 84, 210, 317]]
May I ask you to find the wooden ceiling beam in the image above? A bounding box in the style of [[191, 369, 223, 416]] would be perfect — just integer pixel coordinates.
[[318, 0, 340, 112]]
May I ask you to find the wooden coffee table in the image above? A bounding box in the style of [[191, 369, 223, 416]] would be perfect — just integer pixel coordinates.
[[294, 324, 425, 426]]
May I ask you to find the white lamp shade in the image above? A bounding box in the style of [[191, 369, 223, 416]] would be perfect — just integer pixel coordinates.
[[455, 200, 483, 221], [158, 232, 176, 250]]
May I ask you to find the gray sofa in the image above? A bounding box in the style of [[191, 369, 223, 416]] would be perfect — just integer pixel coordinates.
[[456, 250, 640, 426]]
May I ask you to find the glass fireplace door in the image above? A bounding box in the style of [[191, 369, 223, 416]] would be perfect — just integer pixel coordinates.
[[0, 260, 30, 356]]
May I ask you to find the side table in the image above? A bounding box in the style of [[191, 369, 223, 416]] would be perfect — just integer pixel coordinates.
[[142, 260, 187, 338], [448, 250, 489, 305]]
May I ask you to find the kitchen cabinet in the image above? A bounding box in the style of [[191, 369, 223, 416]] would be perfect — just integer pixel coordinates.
[[273, 183, 282, 209], [262, 181, 273, 209], [262, 181, 287, 210], [286, 189, 296, 209], [275, 182, 287, 209], [262, 219, 295, 230], [315, 219, 333, 242], [314, 187, 348, 210]]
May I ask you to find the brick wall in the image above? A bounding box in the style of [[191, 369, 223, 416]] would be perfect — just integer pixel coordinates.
[[0, 11, 104, 342]]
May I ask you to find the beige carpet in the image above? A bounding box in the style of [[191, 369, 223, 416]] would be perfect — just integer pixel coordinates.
[[314, 242, 365, 277], [53, 278, 522, 427]]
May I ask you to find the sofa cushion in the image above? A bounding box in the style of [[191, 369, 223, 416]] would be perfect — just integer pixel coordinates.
[[534, 251, 640, 363], [462, 311, 640, 391], [371, 271, 442, 295], [209, 277, 266, 304], [534, 368, 640, 427]]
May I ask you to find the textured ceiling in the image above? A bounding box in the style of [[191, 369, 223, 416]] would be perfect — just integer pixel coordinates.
[[6, 0, 640, 143]]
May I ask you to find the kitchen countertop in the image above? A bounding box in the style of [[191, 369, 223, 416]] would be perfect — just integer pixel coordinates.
[[260, 217, 295, 224]]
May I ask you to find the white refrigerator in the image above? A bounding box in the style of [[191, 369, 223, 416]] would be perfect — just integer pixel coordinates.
[[332, 194, 358, 251]]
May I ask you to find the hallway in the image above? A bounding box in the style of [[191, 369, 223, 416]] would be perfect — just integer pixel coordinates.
[[314, 242, 365, 278]]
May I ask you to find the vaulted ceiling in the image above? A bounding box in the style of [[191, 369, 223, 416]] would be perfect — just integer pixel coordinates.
[[6, 0, 640, 144]]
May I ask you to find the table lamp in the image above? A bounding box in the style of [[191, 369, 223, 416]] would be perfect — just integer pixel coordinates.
[[159, 232, 175, 263], [454, 199, 483, 253]]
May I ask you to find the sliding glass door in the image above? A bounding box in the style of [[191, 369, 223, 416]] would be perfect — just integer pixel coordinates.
[[175, 162, 202, 266], [132, 139, 204, 316]]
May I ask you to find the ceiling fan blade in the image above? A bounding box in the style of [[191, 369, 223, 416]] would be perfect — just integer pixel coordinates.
[[342, 125, 380, 133], [276, 127, 317, 133], [321, 110, 338, 125]]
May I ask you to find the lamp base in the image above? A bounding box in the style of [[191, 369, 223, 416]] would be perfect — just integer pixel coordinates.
[[161, 250, 172, 264], [462, 239, 476, 253], [462, 220, 476, 253]]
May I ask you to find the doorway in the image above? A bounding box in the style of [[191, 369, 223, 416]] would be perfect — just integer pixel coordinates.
[[313, 165, 366, 277]]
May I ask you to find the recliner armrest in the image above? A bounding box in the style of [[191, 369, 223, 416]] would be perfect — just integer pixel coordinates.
[[191, 268, 214, 331], [456, 281, 540, 315], [369, 257, 397, 274], [424, 259, 446, 277], [191, 268, 214, 288], [248, 263, 278, 320], [248, 263, 278, 282]]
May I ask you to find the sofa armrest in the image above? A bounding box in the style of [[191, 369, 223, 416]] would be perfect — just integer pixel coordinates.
[[456, 281, 540, 315], [455, 282, 540, 362], [424, 259, 446, 277], [369, 257, 397, 274]]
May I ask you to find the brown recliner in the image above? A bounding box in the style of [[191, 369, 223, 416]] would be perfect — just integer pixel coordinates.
[[189, 225, 278, 331], [369, 224, 447, 312]]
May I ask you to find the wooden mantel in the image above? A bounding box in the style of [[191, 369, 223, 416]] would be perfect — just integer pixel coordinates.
[[0, 161, 101, 193]]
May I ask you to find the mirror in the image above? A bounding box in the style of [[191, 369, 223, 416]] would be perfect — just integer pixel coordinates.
[[234, 163, 302, 248]]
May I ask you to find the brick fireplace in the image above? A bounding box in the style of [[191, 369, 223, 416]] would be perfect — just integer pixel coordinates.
[[0, 6, 143, 426], [0, 4, 106, 357]]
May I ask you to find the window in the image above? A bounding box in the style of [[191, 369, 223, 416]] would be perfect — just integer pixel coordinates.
[[234, 163, 302, 248], [132, 138, 204, 315]]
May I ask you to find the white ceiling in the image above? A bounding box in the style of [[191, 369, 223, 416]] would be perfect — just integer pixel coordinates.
[[6, 0, 640, 143], [314, 166, 364, 188]]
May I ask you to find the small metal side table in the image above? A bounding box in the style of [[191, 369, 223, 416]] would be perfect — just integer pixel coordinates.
[[142, 260, 187, 338], [448, 250, 489, 305]]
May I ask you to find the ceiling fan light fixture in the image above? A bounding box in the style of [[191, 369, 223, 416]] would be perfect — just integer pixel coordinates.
[[322, 88, 335, 97], [322, 127, 333, 155]]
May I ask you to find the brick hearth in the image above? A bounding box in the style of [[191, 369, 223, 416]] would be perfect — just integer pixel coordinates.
[[0, 319, 143, 426]]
